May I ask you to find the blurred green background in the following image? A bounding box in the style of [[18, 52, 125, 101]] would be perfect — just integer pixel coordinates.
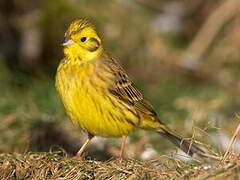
[[1, 0, 240, 160]]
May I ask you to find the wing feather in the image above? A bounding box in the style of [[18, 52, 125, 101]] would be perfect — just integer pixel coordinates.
[[106, 58, 157, 118]]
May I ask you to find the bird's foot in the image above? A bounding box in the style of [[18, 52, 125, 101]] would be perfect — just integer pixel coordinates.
[[64, 155, 82, 161]]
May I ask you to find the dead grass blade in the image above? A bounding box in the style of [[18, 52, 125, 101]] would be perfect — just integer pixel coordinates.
[[221, 114, 240, 162]]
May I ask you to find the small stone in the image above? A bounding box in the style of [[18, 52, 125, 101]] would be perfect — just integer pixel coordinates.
[[203, 165, 212, 170]]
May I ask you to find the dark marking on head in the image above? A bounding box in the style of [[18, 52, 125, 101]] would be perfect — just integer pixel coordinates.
[[85, 38, 100, 52], [70, 25, 92, 36]]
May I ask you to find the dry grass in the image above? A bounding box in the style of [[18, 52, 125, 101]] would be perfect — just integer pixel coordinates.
[[0, 150, 240, 180], [0, 151, 181, 179]]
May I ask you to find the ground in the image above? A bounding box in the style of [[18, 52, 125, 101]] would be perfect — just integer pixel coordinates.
[[0, 150, 240, 179]]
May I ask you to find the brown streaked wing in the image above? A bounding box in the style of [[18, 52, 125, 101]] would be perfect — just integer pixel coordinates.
[[106, 58, 157, 118]]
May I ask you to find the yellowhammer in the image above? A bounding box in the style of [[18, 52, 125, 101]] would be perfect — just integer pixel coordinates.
[[56, 18, 203, 160]]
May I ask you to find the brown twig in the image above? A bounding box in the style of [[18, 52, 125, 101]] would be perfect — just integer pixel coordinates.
[[185, 0, 240, 59], [222, 114, 240, 162], [197, 151, 222, 161]]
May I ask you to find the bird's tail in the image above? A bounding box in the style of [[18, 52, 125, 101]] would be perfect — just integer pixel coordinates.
[[157, 125, 204, 156]]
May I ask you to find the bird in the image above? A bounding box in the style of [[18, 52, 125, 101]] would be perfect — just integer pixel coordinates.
[[55, 18, 203, 160]]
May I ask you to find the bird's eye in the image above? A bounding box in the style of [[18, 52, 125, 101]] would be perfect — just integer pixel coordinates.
[[81, 37, 87, 42]]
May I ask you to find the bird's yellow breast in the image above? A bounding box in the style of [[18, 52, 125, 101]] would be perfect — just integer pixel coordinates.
[[55, 59, 136, 137]]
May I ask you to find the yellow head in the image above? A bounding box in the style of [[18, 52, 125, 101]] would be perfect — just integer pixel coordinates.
[[62, 18, 103, 62]]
